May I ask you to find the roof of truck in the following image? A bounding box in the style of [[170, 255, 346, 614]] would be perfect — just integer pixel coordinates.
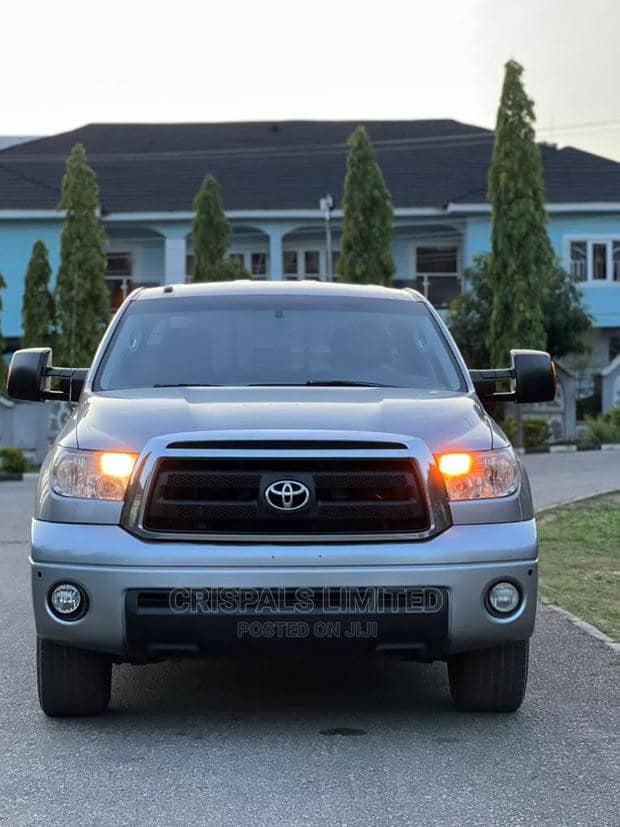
[[134, 280, 424, 302]]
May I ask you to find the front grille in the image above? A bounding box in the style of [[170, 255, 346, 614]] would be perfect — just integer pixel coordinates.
[[143, 458, 429, 536]]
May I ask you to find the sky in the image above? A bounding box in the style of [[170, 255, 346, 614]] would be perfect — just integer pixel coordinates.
[[2, 0, 620, 160]]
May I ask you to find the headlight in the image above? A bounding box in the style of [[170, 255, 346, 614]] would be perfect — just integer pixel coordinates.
[[437, 448, 520, 501], [51, 448, 137, 500]]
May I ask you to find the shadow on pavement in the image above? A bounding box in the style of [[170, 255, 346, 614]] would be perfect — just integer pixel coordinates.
[[108, 653, 455, 724]]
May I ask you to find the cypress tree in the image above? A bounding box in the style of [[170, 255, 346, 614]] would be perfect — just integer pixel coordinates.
[[448, 255, 591, 368], [336, 127, 395, 285], [0, 271, 6, 391], [55, 144, 109, 366], [22, 241, 55, 349], [487, 60, 553, 366], [192, 175, 245, 281]]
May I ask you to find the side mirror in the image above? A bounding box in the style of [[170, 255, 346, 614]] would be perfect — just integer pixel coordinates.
[[7, 348, 88, 403], [470, 349, 556, 404]]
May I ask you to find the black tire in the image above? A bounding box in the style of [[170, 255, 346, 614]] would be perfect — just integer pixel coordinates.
[[447, 640, 529, 713], [37, 639, 112, 717]]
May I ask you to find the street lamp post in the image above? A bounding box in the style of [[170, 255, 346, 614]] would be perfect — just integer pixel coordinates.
[[320, 194, 334, 281]]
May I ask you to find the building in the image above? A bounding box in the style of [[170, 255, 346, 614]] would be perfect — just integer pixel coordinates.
[[0, 136, 35, 152], [1, 120, 619, 370]]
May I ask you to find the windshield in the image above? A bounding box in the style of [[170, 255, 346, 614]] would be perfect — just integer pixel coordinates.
[[95, 294, 465, 391]]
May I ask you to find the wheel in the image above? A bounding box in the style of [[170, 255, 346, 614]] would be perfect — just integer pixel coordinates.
[[37, 639, 112, 717], [447, 640, 529, 712]]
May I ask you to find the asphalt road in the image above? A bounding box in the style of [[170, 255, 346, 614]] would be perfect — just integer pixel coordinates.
[[1, 465, 618, 826], [523, 449, 620, 510]]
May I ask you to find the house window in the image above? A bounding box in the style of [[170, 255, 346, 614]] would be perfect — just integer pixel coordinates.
[[416, 246, 458, 274], [593, 243, 607, 280], [186, 254, 194, 278], [251, 252, 268, 277], [568, 238, 620, 282], [415, 246, 460, 309], [105, 253, 133, 309], [106, 252, 132, 276], [569, 241, 587, 281], [283, 251, 298, 276], [304, 251, 320, 276]]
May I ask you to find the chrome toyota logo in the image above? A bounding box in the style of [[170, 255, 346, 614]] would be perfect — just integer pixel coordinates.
[[264, 480, 310, 512]]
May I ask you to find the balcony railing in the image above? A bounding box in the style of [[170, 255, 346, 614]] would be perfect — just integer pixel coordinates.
[[393, 274, 462, 309]]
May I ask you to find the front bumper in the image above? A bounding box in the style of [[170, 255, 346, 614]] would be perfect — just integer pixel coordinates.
[[31, 518, 538, 658]]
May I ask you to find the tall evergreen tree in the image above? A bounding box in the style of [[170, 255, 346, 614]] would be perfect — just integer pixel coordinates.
[[0, 271, 6, 391], [487, 59, 553, 366], [55, 144, 109, 366], [22, 241, 55, 349], [448, 255, 591, 368], [336, 127, 395, 285], [191, 175, 246, 281]]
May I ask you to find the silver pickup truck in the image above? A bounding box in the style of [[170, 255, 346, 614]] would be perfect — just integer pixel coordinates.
[[7, 281, 555, 717]]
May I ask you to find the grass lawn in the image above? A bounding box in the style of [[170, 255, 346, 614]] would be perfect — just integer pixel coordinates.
[[538, 492, 620, 641]]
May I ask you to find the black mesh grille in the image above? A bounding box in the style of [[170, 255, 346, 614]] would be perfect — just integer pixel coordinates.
[[143, 458, 429, 535]]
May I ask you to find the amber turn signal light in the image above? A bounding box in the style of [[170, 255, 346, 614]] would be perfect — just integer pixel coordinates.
[[437, 452, 473, 477], [99, 452, 137, 479]]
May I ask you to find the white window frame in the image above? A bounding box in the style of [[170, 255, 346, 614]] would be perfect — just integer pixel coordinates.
[[563, 235, 620, 284], [281, 245, 328, 280]]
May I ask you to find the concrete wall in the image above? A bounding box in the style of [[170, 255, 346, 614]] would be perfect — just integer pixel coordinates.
[[0, 398, 50, 463], [601, 356, 620, 412]]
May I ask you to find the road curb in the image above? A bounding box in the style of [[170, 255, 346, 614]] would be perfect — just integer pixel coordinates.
[[541, 601, 620, 653], [535, 488, 620, 515]]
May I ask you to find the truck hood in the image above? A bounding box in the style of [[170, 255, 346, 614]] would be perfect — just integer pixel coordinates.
[[71, 387, 495, 454]]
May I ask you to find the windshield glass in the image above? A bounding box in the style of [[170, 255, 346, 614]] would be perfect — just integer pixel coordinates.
[[95, 294, 465, 391]]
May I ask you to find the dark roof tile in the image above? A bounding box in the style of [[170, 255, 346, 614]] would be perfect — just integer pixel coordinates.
[[0, 120, 618, 212]]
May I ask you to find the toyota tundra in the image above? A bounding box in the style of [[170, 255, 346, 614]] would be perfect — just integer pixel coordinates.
[[6, 281, 556, 716]]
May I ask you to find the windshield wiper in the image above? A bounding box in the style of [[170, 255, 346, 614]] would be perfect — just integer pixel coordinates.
[[248, 380, 395, 388], [152, 383, 222, 388], [304, 379, 395, 387]]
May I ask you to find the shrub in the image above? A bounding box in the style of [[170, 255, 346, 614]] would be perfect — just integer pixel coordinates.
[[576, 430, 600, 451], [499, 416, 550, 449], [585, 408, 620, 446], [607, 406, 620, 428], [0, 446, 27, 475], [523, 418, 551, 449], [500, 415, 518, 443]]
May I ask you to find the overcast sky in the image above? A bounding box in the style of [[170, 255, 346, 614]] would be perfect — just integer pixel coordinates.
[[3, 0, 619, 160]]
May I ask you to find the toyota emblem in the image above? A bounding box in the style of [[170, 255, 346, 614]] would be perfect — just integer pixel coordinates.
[[264, 480, 310, 512]]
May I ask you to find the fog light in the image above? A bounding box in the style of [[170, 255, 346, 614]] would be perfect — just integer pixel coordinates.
[[49, 583, 85, 619], [487, 581, 520, 614]]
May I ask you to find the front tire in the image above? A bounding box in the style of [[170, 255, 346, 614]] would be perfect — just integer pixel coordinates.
[[37, 639, 112, 717], [447, 640, 529, 712]]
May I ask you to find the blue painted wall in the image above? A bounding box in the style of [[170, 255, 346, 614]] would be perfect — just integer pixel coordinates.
[[548, 214, 620, 328], [463, 212, 620, 328], [0, 220, 63, 338], [2, 211, 620, 340]]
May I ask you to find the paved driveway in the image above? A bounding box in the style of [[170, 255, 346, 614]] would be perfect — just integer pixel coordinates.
[[1, 465, 618, 826], [523, 449, 620, 510]]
